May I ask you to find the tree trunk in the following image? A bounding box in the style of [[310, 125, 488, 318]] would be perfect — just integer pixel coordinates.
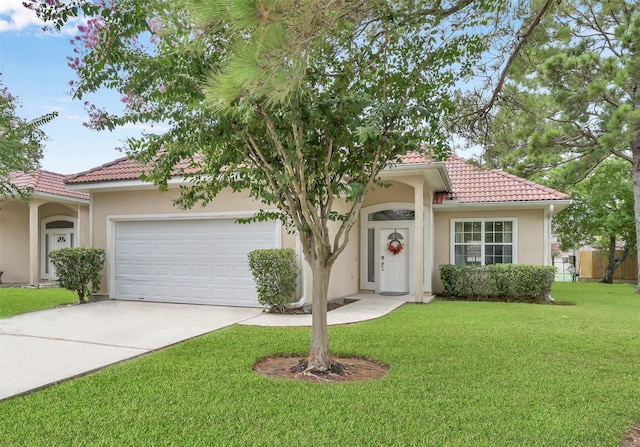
[[306, 258, 332, 372], [601, 236, 617, 284], [602, 237, 631, 284]]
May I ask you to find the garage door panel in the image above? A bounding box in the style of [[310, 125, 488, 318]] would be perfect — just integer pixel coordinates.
[[114, 219, 278, 306], [233, 264, 252, 280]]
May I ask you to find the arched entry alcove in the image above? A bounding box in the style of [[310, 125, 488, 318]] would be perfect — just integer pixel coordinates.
[[360, 203, 419, 295], [41, 215, 77, 280]]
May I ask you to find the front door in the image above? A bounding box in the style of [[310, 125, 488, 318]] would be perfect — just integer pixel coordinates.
[[380, 228, 409, 294], [47, 233, 71, 280]]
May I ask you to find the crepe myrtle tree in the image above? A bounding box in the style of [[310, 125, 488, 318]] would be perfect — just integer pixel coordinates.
[[31, 0, 531, 372], [0, 75, 57, 199]]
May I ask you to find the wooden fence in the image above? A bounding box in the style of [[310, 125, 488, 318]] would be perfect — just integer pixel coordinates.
[[578, 250, 638, 281]]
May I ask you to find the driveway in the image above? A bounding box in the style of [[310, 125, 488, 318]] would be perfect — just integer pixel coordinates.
[[0, 301, 263, 400]]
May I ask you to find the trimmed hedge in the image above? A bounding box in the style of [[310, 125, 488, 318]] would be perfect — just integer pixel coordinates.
[[439, 264, 555, 303], [247, 248, 299, 313]]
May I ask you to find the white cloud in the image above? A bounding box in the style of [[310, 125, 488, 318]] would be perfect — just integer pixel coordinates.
[[64, 113, 87, 124], [0, 0, 45, 32], [0, 0, 84, 34], [59, 16, 86, 36]]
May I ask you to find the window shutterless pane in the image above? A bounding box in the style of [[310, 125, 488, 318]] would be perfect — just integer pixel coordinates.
[[454, 220, 514, 266], [455, 244, 481, 265], [367, 229, 375, 283]]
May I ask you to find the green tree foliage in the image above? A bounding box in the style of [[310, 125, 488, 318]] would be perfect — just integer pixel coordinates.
[[49, 248, 106, 304], [454, 0, 640, 291], [554, 158, 635, 283], [30, 0, 529, 370], [0, 75, 57, 198]]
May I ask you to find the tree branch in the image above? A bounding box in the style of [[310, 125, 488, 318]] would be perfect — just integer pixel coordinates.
[[474, 0, 557, 119]]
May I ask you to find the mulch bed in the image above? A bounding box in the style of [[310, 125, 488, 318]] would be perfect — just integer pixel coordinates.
[[436, 295, 575, 306], [270, 300, 349, 315], [253, 356, 389, 382], [622, 423, 640, 447]]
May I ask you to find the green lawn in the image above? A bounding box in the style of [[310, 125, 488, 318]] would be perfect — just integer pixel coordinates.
[[0, 287, 77, 318], [1, 282, 639, 446]]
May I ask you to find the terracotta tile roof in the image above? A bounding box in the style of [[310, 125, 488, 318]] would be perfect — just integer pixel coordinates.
[[9, 170, 89, 201], [398, 151, 438, 165], [65, 156, 201, 184], [66, 151, 569, 204], [65, 157, 146, 184], [398, 152, 569, 204]]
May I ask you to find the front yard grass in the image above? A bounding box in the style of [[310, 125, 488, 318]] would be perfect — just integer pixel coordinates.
[[1, 282, 639, 446], [0, 287, 77, 318]]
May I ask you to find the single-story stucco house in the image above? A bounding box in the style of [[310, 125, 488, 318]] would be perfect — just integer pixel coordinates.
[[63, 151, 570, 306], [0, 170, 89, 285]]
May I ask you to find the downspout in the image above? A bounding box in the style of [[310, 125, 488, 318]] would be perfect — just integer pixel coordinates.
[[547, 204, 554, 265], [286, 234, 307, 309], [547, 204, 556, 302]]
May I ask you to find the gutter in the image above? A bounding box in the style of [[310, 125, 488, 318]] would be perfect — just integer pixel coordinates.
[[433, 199, 572, 212]]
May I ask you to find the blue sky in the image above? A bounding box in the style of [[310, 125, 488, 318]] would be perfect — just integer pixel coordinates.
[[0, 0, 145, 175]]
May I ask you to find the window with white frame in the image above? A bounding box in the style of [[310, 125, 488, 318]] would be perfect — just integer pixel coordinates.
[[453, 220, 515, 265]]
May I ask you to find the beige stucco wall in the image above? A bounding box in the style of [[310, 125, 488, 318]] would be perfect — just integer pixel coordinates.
[[0, 199, 89, 284], [78, 205, 90, 247], [0, 201, 30, 283], [363, 180, 416, 207], [314, 200, 360, 301], [88, 182, 552, 302], [39, 202, 77, 220], [91, 187, 272, 249], [90, 186, 360, 301], [432, 208, 546, 292]]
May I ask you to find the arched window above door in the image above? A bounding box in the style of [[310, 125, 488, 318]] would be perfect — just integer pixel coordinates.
[[45, 220, 74, 229], [368, 209, 415, 221]]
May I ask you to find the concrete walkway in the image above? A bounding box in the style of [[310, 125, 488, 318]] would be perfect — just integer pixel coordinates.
[[241, 293, 409, 326], [0, 294, 413, 400]]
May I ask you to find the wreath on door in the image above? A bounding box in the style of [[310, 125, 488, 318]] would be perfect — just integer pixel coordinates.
[[387, 239, 404, 255]]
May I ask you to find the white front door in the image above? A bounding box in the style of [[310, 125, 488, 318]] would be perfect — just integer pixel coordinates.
[[48, 233, 71, 280], [380, 228, 409, 294]]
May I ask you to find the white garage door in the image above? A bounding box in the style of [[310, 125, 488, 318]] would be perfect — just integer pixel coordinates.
[[114, 219, 278, 307]]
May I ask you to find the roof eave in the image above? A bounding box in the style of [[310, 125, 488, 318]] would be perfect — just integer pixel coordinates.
[[433, 199, 572, 211], [24, 191, 89, 204], [65, 176, 191, 192], [382, 161, 453, 191]]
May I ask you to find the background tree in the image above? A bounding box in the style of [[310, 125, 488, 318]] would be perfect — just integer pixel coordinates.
[[453, 0, 640, 290], [0, 75, 57, 198], [554, 158, 636, 283], [32, 0, 537, 372]]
